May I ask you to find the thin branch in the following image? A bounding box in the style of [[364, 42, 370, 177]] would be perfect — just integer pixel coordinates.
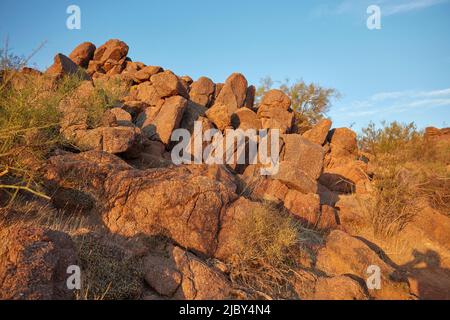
[[0, 184, 50, 200]]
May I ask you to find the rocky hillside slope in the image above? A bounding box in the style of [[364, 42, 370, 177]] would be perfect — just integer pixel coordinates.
[[0, 39, 449, 300]]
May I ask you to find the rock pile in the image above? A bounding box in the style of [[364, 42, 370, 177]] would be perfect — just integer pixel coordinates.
[[4, 39, 449, 300]]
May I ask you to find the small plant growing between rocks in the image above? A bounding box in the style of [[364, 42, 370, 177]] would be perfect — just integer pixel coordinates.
[[226, 202, 318, 299]]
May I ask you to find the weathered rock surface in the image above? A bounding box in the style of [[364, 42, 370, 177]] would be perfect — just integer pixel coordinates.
[[69, 42, 96, 68], [0, 224, 77, 300], [45, 152, 237, 257], [313, 275, 369, 300], [93, 39, 129, 65], [46, 53, 85, 79], [206, 73, 248, 130], [231, 107, 261, 130], [144, 245, 232, 299], [316, 230, 412, 300], [139, 95, 188, 144], [189, 77, 216, 107], [274, 134, 324, 194], [216, 197, 259, 260], [150, 70, 189, 100], [303, 119, 332, 145]]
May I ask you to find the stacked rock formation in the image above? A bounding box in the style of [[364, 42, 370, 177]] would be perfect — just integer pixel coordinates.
[[7, 39, 448, 300]]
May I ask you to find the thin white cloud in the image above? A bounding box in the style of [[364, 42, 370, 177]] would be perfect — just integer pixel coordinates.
[[311, 0, 449, 17], [334, 87, 450, 119], [383, 0, 448, 16], [370, 88, 450, 102]]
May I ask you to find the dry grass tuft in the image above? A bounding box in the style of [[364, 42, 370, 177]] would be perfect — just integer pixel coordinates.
[[73, 233, 144, 300], [226, 201, 321, 299]]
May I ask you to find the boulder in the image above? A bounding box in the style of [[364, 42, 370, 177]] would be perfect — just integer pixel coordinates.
[[104, 165, 237, 256], [45, 151, 237, 256], [257, 92, 294, 133], [206, 73, 248, 130], [313, 276, 369, 300], [205, 103, 237, 131], [108, 108, 133, 126], [319, 160, 368, 194], [333, 195, 368, 230], [283, 190, 320, 225], [135, 82, 164, 106], [273, 134, 324, 194], [231, 107, 261, 130], [318, 205, 341, 230], [0, 224, 77, 300], [316, 230, 412, 300], [180, 101, 208, 133], [69, 42, 96, 68], [144, 245, 232, 299], [259, 89, 291, 110], [93, 39, 129, 64], [244, 85, 256, 109], [141, 95, 188, 144], [274, 162, 318, 194], [189, 77, 216, 107], [244, 176, 289, 203], [180, 75, 193, 85], [46, 53, 85, 79], [282, 134, 324, 180], [150, 70, 189, 100], [424, 126, 450, 142], [302, 119, 332, 145], [214, 73, 248, 110], [132, 65, 163, 83], [216, 197, 261, 260], [74, 126, 142, 155], [325, 128, 358, 167]]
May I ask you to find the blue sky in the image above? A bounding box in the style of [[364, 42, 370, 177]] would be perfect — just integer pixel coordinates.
[[1, 0, 449, 131]]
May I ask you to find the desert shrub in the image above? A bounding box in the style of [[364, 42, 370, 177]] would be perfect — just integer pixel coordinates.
[[359, 121, 418, 156], [359, 121, 450, 235], [367, 166, 422, 237], [85, 77, 130, 129], [226, 202, 320, 299], [0, 49, 129, 204], [0, 68, 86, 203], [418, 175, 450, 216]]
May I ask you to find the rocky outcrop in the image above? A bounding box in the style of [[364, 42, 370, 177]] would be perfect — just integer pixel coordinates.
[[189, 77, 216, 108], [9, 38, 447, 301], [144, 245, 232, 299], [302, 119, 332, 145], [425, 126, 450, 142], [313, 275, 369, 300], [257, 89, 294, 134], [206, 73, 249, 130], [86, 39, 129, 76], [45, 151, 237, 257], [316, 230, 412, 300], [0, 224, 77, 300], [274, 134, 323, 194], [46, 53, 87, 79], [69, 42, 96, 68]]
